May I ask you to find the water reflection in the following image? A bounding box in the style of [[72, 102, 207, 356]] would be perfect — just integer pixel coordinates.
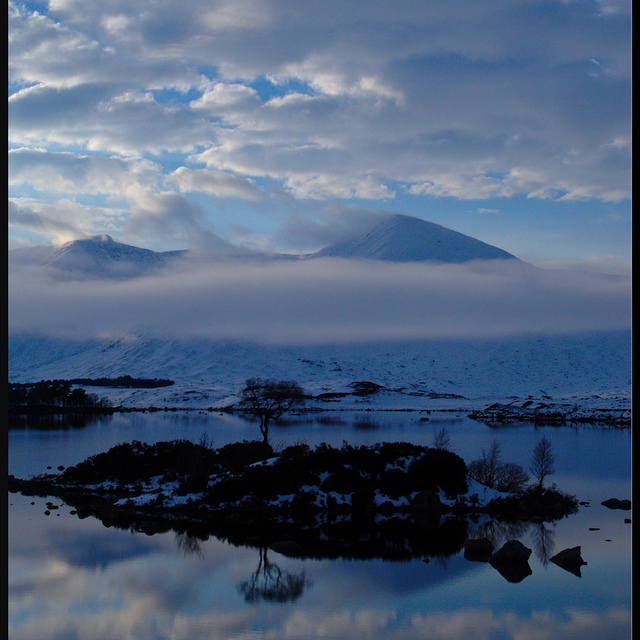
[[237, 548, 310, 604], [8, 411, 631, 640], [9, 411, 112, 430], [530, 521, 556, 566], [175, 531, 206, 559]]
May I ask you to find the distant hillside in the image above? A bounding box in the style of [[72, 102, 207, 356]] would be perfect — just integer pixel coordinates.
[[311, 214, 519, 263], [7, 330, 631, 410]]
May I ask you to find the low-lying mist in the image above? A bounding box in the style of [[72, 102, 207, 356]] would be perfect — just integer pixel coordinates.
[[8, 258, 631, 345]]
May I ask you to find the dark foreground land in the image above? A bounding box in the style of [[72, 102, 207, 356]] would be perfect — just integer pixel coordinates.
[[9, 439, 580, 564]]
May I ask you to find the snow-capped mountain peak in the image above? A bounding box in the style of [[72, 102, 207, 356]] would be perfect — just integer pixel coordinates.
[[311, 214, 519, 263], [9, 214, 521, 281], [10, 235, 189, 281]]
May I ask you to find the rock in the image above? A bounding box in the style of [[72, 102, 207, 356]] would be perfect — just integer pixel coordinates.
[[489, 540, 533, 583], [463, 538, 494, 562], [601, 498, 631, 510], [490, 539, 532, 564], [550, 546, 587, 577]]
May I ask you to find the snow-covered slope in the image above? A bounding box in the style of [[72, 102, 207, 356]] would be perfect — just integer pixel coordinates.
[[311, 214, 519, 263], [8, 216, 630, 415], [8, 329, 631, 411]]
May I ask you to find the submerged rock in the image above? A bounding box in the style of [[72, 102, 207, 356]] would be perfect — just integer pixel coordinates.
[[489, 540, 533, 583], [490, 539, 532, 564], [550, 546, 587, 577], [601, 498, 631, 510], [463, 537, 493, 562]]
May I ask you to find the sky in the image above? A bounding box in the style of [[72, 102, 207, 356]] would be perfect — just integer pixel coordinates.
[[8, 0, 631, 272], [7, 1, 632, 345]]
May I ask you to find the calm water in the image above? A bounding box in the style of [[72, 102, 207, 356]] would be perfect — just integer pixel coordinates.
[[8, 410, 632, 640]]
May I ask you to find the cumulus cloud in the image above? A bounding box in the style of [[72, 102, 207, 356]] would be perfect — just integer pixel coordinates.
[[8, 148, 158, 194], [121, 186, 237, 253], [8, 258, 631, 345], [167, 167, 264, 202], [9, 1, 631, 196], [7, 0, 631, 261]]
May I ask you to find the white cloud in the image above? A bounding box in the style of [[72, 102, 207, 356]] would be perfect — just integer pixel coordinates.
[[7, 0, 632, 254], [8, 198, 128, 244], [121, 185, 234, 252], [167, 167, 264, 202], [8, 148, 159, 194]]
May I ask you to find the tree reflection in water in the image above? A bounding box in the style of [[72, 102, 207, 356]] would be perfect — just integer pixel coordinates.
[[238, 548, 310, 604], [471, 518, 557, 567], [530, 521, 556, 566], [175, 531, 206, 559]]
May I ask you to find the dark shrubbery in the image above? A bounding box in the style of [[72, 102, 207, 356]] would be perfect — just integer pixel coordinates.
[[62, 439, 218, 485], [70, 376, 174, 389], [54, 439, 470, 510], [407, 448, 469, 498], [320, 467, 368, 494], [486, 485, 578, 521], [468, 440, 529, 493], [213, 440, 274, 472], [9, 380, 112, 412]]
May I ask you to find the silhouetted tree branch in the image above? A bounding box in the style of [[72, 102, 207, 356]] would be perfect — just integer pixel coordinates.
[[530, 437, 555, 489], [237, 378, 305, 444]]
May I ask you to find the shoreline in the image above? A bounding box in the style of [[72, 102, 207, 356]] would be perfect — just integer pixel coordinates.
[[9, 398, 631, 428]]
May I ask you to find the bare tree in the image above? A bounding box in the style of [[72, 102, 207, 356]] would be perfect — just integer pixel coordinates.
[[468, 439, 502, 488], [238, 378, 306, 444], [530, 436, 555, 489], [468, 440, 529, 493], [494, 462, 529, 493]]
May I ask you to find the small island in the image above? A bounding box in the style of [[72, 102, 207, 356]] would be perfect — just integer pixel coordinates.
[[8, 438, 579, 561]]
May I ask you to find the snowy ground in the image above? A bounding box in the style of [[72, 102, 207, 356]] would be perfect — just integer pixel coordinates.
[[8, 329, 631, 415]]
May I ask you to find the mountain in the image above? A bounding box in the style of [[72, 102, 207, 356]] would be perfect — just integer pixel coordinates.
[[311, 214, 519, 263], [9, 215, 521, 281], [9, 234, 189, 280]]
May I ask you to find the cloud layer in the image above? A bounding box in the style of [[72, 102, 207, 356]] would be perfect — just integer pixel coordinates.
[[8, 258, 630, 344]]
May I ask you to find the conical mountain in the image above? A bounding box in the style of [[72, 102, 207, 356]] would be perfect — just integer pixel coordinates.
[[312, 214, 519, 263]]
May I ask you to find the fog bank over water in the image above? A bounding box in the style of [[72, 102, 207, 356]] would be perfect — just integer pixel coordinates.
[[8, 258, 630, 345]]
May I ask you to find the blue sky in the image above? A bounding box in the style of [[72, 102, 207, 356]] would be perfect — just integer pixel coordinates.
[[9, 0, 631, 273]]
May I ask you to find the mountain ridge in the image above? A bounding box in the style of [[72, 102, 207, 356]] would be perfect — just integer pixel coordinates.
[[9, 214, 521, 280]]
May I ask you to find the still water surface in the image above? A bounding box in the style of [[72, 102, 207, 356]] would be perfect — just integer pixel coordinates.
[[8, 410, 632, 640]]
